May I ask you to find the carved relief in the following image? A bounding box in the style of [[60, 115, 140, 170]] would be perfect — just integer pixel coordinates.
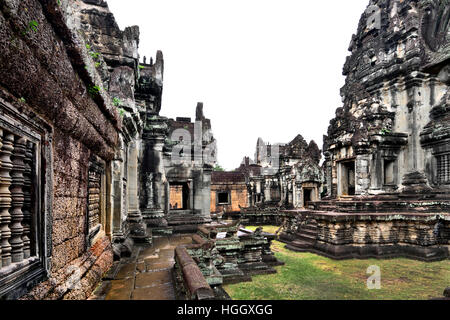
[[421, 0, 450, 52]]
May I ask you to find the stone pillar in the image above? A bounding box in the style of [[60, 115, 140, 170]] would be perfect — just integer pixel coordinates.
[[247, 185, 252, 207], [142, 137, 165, 221], [164, 181, 170, 214], [401, 74, 432, 194], [356, 154, 371, 195], [264, 180, 271, 202], [200, 167, 212, 221], [288, 180, 293, 206], [324, 152, 333, 198], [141, 115, 168, 227], [406, 78, 422, 173], [192, 168, 212, 220], [280, 177, 287, 205], [127, 139, 151, 243], [112, 159, 125, 243], [370, 150, 382, 191], [296, 185, 302, 208], [127, 140, 141, 221]]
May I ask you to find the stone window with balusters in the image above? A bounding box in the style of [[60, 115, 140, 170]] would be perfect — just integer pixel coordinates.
[[0, 100, 52, 299], [437, 153, 450, 184]]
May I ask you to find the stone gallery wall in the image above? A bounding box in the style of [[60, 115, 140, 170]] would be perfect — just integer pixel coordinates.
[[210, 183, 248, 214], [0, 0, 219, 299], [210, 171, 248, 214], [0, 0, 122, 299]]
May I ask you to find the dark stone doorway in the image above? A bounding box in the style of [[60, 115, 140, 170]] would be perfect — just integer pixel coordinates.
[[303, 188, 312, 205], [169, 182, 190, 210], [340, 160, 356, 196]]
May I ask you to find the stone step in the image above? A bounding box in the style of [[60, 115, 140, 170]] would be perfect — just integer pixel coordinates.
[[301, 223, 318, 229], [298, 226, 317, 234], [295, 233, 316, 242], [171, 224, 200, 234], [301, 224, 318, 231], [151, 227, 173, 236], [290, 240, 313, 248], [285, 244, 311, 253], [297, 229, 317, 238]]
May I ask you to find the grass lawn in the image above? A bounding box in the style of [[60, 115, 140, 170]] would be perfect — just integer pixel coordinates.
[[224, 226, 450, 300]]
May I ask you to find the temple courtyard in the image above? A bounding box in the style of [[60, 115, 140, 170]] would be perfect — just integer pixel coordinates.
[[0, 0, 448, 301], [224, 227, 449, 300], [89, 226, 448, 300]]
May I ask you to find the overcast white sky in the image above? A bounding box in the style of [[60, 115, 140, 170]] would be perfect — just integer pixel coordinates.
[[107, 0, 369, 170]]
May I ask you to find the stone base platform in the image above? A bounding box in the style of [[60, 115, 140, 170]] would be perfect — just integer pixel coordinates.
[[284, 241, 449, 262], [147, 212, 214, 236], [280, 208, 450, 262], [239, 207, 285, 226]]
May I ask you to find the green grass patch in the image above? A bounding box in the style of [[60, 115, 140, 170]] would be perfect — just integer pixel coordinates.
[[225, 226, 449, 300]]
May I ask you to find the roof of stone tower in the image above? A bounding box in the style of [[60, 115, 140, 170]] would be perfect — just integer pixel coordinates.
[[236, 157, 262, 177], [341, 0, 449, 99], [277, 134, 306, 159], [289, 134, 308, 148], [324, 0, 450, 152]]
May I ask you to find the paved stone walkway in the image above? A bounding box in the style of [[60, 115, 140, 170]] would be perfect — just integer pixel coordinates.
[[89, 234, 193, 300]]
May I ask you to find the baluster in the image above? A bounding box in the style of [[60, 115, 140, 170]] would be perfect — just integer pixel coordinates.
[[0, 130, 2, 269], [22, 140, 33, 259], [9, 136, 25, 263], [0, 132, 13, 267], [28, 142, 36, 257]]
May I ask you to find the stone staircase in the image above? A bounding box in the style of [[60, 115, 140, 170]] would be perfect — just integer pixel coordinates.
[[285, 219, 318, 252]]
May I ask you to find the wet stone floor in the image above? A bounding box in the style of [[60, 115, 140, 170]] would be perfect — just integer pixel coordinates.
[[89, 234, 193, 300]]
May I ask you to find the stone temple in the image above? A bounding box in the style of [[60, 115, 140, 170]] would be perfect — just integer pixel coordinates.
[[280, 0, 450, 261], [0, 0, 448, 300]]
